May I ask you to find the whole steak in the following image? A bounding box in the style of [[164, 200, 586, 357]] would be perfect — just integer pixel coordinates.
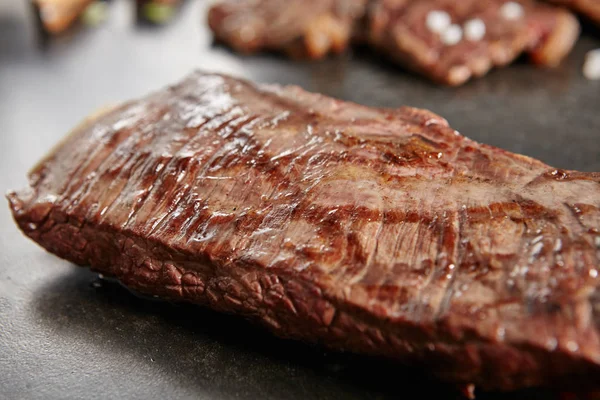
[[8, 72, 600, 391]]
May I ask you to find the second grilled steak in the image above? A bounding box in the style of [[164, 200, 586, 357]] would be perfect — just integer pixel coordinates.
[[207, 0, 579, 85], [8, 71, 600, 392]]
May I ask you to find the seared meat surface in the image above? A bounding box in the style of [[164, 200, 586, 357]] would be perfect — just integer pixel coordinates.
[[8, 72, 600, 391]]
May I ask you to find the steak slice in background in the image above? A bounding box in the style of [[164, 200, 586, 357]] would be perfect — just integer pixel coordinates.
[[7, 71, 600, 392], [207, 0, 579, 85], [543, 0, 600, 25], [367, 0, 580, 86], [207, 0, 368, 59]]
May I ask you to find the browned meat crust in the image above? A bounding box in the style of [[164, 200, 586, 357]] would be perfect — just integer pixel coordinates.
[[8, 72, 600, 391]]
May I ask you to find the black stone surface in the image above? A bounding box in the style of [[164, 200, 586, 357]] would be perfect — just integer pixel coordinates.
[[0, 1, 598, 399]]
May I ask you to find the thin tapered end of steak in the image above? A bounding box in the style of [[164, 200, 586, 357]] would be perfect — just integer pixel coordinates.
[[7, 71, 600, 391]]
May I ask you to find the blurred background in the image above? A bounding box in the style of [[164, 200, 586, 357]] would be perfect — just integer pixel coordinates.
[[0, 1, 599, 399]]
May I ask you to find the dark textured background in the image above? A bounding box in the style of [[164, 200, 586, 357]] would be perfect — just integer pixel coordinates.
[[1, 1, 599, 399]]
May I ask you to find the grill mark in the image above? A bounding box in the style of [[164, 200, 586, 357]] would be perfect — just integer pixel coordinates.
[[384, 220, 418, 319], [64, 127, 149, 216], [122, 156, 171, 229], [148, 115, 260, 238], [148, 157, 200, 239], [181, 129, 261, 247], [139, 110, 239, 234], [90, 113, 180, 224], [92, 152, 149, 223], [264, 140, 326, 202], [435, 211, 461, 320], [62, 104, 177, 216], [269, 151, 336, 267], [118, 113, 222, 231], [154, 115, 257, 239], [411, 200, 438, 321], [115, 104, 225, 231], [348, 207, 385, 286], [56, 115, 132, 204], [209, 131, 270, 251], [59, 103, 167, 211]]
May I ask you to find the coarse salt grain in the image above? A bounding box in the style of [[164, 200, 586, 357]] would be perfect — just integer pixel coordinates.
[[441, 24, 463, 46], [500, 1, 524, 21], [464, 18, 486, 41], [583, 49, 600, 80], [426, 10, 451, 34]]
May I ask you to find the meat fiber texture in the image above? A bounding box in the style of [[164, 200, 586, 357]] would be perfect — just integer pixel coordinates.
[[208, 0, 580, 86], [8, 71, 600, 391]]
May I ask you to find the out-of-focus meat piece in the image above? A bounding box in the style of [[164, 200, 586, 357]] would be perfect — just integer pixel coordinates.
[[207, 0, 368, 59], [543, 0, 600, 25], [366, 0, 579, 85], [33, 0, 93, 34]]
